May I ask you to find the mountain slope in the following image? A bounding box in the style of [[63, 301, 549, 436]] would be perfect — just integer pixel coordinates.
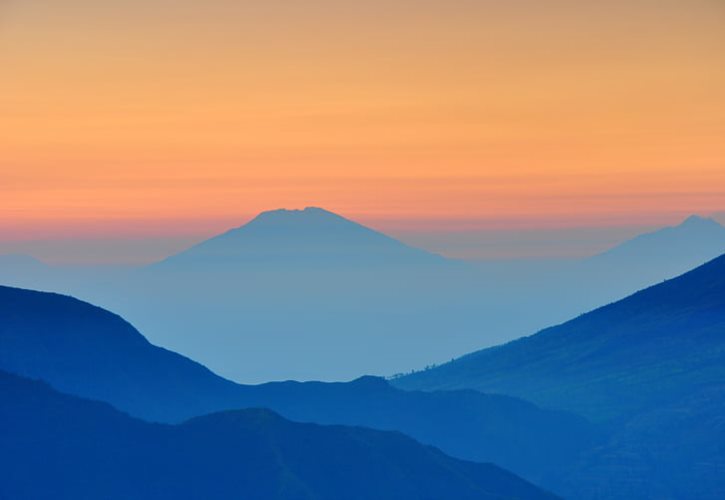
[[395, 253, 725, 422], [129, 207, 468, 382], [0, 370, 556, 500], [594, 215, 725, 265], [577, 215, 725, 293], [0, 284, 599, 486], [0, 253, 46, 269], [154, 207, 446, 268], [394, 253, 725, 498], [0, 254, 49, 284], [555, 383, 725, 499], [233, 376, 600, 485], [0, 285, 242, 423]]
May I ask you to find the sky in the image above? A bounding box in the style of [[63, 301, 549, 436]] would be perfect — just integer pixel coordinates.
[[1, 0, 724, 262]]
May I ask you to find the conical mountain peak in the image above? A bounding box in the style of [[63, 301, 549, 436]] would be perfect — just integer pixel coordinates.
[[254, 206, 338, 220], [155, 207, 445, 268], [245, 207, 351, 230], [678, 214, 721, 230]]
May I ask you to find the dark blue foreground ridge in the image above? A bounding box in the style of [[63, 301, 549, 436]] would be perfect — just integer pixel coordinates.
[[0, 369, 556, 500]]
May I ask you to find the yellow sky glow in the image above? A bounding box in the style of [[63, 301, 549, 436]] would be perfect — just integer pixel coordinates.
[[1, 0, 724, 239]]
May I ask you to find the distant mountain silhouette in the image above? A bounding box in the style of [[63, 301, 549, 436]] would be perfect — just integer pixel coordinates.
[[499, 215, 725, 328], [581, 214, 725, 286], [0, 254, 48, 281], [0, 254, 46, 268], [4, 212, 723, 384], [64, 207, 474, 382], [0, 370, 556, 500], [595, 215, 725, 262], [154, 207, 446, 268], [0, 284, 598, 488]]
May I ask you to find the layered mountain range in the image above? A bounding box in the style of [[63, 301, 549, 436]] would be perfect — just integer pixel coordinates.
[[0, 370, 555, 500], [1, 215, 725, 497], [1, 209, 723, 383], [0, 285, 596, 487]]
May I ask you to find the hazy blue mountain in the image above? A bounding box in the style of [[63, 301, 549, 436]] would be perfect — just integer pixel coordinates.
[[593, 215, 725, 266], [0, 253, 46, 268], [465, 215, 725, 341], [571, 214, 725, 301], [0, 284, 598, 487], [0, 370, 556, 500], [3, 211, 723, 383], [395, 253, 725, 422], [154, 207, 447, 269], [69, 206, 477, 382], [0, 254, 48, 282]]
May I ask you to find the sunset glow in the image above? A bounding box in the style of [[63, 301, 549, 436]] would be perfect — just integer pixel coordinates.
[[2, 0, 724, 241]]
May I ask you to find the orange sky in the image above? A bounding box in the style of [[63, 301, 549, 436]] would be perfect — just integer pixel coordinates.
[[1, 0, 724, 240]]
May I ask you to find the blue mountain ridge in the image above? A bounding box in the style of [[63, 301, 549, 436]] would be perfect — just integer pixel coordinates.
[[0, 284, 597, 489], [0, 369, 556, 500]]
